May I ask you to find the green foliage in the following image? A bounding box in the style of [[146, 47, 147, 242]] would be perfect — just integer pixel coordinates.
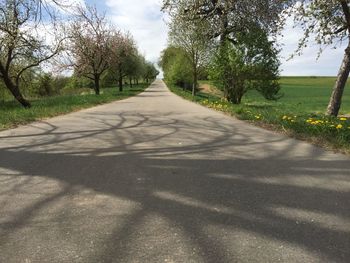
[[167, 7, 213, 95], [209, 29, 281, 104], [143, 62, 159, 83], [0, 81, 11, 102], [52, 76, 71, 93], [60, 76, 94, 95], [159, 46, 192, 89], [37, 73, 53, 97]]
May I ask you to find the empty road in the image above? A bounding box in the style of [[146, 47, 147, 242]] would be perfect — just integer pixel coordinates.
[[0, 80, 349, 262]]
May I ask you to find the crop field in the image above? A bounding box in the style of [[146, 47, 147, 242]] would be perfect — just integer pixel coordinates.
[[242, 77, 350, 115]]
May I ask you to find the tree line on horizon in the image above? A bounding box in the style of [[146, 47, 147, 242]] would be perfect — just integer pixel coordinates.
[[160, 0, 350, 117], [0, 0, 159, 108]]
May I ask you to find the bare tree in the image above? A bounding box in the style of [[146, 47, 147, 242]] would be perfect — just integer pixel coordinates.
[[68, 5, 111, 95], [0, 0, 66, 107]]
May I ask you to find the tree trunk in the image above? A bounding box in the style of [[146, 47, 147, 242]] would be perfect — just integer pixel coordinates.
[[118, 76, 123, 92], [2, 74, 31, 108], [192, 66, 198, 96], [326, 43, 350, 116], [8, 84, 31, 108], [94, 75, 100, 95], [129, 77, 133, 88]]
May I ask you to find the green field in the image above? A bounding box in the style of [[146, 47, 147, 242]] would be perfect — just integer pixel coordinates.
[[0, 84, 148, 130], [249, 77, 350, 114], [203, 77, 350, 115]]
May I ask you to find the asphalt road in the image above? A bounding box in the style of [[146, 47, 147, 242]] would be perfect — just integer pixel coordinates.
[[0, 80, 349, 263]]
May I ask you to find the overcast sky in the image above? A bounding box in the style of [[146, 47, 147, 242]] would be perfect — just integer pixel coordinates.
[[82, 0, 343, 76]]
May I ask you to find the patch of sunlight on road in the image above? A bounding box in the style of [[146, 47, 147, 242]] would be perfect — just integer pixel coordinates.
[[209, 172, 350, 192], [209, 174, 246, 180], [153, 191, 233, 214], [269, 206, 350, 233], [253, 175, 350, 192]]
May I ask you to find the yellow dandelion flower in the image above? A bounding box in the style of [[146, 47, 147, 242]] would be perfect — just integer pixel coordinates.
[[336, 124, 343, 129], [339, 117, 347, 121]]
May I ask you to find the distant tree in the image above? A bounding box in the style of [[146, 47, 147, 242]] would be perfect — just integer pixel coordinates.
[[125, 53, 145, 87], [143, 62, 159, 83], [68, 5, 111, 95], [0, 0, 66, 107], [108, 33, 136, 91], [37, 73, 53, 97], [159, 46, 192, 89], [285, 0, 350, 116], [168, 7, 213, 96]]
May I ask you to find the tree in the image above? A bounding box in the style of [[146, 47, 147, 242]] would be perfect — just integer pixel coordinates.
[[159, 46, 192, 89], [163, 0, 285, 102], [162, 0, 288, 44], [68, 5, 111, 95], [108, 33, 136, 91], [125, 53, 146, 87], [143, 62, 159, 83], [37, 73, 53, 97], [168, 7, 213, 96], [0, 0, 66, 107], [210, 29, 281, 104], [285, 0, 350, 116]]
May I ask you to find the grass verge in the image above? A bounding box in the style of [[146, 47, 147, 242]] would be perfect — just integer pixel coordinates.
[[0, 84, 148, 131], [168, 82, 350, 154]]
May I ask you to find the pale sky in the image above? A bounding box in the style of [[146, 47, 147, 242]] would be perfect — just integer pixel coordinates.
[[81, 0, 343, 76]]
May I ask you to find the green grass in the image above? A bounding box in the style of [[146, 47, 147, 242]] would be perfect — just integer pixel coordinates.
[[0, 84, 148, 130], [171, 77, 350, 154]]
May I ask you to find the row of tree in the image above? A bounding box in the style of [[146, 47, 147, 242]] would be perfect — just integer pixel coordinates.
[[0, 1, 159, 108], [161, 0, 350, 117]]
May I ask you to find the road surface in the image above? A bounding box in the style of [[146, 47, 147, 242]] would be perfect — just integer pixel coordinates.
[[0, 80, 349, 262]]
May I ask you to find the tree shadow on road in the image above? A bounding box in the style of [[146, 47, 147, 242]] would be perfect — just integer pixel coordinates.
[[0, 102, 349, 262]]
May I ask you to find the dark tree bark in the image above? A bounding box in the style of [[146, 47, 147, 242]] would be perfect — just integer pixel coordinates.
[[326, 1, 350, 116], [94, 75, 100, 95], [129, 76, 133, 88], [7, 83, 31, 108], [0, 65, 31, 108], [327, 43, 350, 116], [192, 65, 198, 96], [327, 1, 350, 117], [118, 70, 123, 92]]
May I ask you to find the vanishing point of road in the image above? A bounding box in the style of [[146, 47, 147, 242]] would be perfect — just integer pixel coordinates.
[[0, 80, 349, 263]]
